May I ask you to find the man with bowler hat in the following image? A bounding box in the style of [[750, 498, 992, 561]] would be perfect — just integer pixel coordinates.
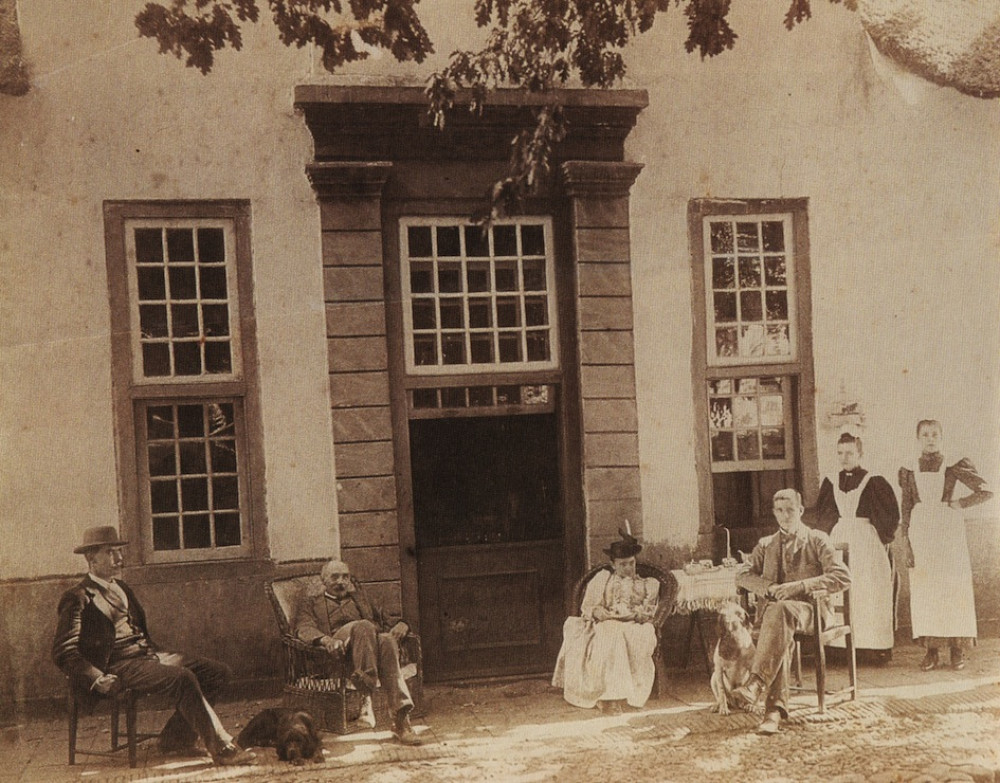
[[52, 526, 253, 766]]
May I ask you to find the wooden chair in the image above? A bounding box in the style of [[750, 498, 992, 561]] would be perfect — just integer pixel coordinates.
[[571, 562, 677, 699], [739, 542, 857, 714], [266, 576, 424, 733], [67, 684, 156, 768]]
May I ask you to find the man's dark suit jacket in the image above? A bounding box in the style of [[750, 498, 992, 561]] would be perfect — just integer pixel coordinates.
[[295, 581, 397, 645], [51, 576, 156, 704]]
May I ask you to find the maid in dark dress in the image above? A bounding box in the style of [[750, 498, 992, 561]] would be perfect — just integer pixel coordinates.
[[899, 419, 992, 671], [815, 432, 900, 661]]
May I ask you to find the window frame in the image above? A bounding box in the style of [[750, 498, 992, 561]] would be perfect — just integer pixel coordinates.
[[688, 198, 819, 533], [105, 200, 268, 566]]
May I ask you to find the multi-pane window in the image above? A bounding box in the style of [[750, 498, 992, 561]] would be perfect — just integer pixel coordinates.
[[400, 219, 558, 374], [704, 215, 795, 364], [707, 376, 794, 471], [106, 202, 260, 564]]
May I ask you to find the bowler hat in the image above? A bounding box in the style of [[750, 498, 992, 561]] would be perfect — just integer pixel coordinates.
[[73, 526, 128, 554]]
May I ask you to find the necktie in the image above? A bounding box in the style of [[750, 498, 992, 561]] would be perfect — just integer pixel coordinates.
[[102, 582, 128, 616], [776, 535, 788, 584]]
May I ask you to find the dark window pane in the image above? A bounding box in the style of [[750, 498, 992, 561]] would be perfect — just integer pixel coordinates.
[[715, 327, 737, 358], [765, 290, 788, 321], [739, 258, 761, 288], [148, 443, 176, 477], [468, 298, 492, 328], [762, 221, 785, 252], [137, 267, 166, 301], [521, 224, 545, 255], [183, 514, 211, 548], [413, 336, 437, 366], [177, 405, 205, 437], [496, 385, 521, 404], [495, 261, 517, 291], [464, 225, 490, 257], [134, 228, 164, 263], [411, 299, 436, 329], [173, 342, 202, 375], [737, 431, 760, 460], [139, 305, 168, 338], [171, 304, 199, 337], [212, 475, 239, 509], [147, 406, 175, 439], [467, 262, 490, 292], [410, 262, 434, 294], [179, 441, 207, 474], [407, 225, 433, 257], [710, 221, 733, 253], [524, 297, 547, 326], [202, 304, 229, 336], [439, 299, 464, 329], [765, 325, 790, 356], [441, 335, 466, 364], [152, 517, 180, 550], [496, 297, 520, 327], [150, 480, 178, 513], [493, 225, 517, 256], [441, 387, 467, 408], [498, 333, 521, 362], [469, 386, 494, 406], [712, 257, 735, 289], [168, 267, 197, 300], [208, 403, 234, 435], [437, 226, 460, 256], [214, 513, 241, 547], [714, 292, 737, 322], [142, 343, 170, 376], [197, 228, 225, 263], [412, 388, 439, 408], [740, 291, 763, 321], [204, 342, 232, 374], [166, 229, 195, 262], [522, 259, 546, 291], [210, 440, 238, 473], [199, 267, 228, 299], [709, 397, 733, 429], [526, 332, 549, 361], [736, 223, 759, 252], [761, 428, 786, 459], [438, 263, 462, 293], [181, 477, 209, 511], [711, 431, 734, 462], [764, 256, 787, 286], [469, 335, 493, 363]]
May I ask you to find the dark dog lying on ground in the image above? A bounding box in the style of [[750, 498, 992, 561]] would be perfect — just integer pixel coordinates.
[[709, 601, 758, 716], [236, 708, 324, 765]]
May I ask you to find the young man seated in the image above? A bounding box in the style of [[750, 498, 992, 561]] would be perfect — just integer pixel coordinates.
[[295, 559, 423, 745], [733, 489, 851, 735]]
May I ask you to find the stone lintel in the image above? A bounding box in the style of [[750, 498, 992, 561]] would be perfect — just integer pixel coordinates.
[[561, 161, 644, 199], [306, 161, 393, 200]]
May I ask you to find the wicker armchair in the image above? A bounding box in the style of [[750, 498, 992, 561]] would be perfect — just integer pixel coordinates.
[[266, 575, 423, 733], [571, 562, 677, 699]]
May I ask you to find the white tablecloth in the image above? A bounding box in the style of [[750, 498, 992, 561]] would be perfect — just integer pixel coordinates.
[[670, 568, 739, 613]]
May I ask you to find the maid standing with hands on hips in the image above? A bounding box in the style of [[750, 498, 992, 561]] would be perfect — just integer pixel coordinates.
[[899, 420, 992, 671]]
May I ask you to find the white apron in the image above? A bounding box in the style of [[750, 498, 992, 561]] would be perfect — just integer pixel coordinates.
[[828, 473, 894, 649], [907, 464, 977, 640]]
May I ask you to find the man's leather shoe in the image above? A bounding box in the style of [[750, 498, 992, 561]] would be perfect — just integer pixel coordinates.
[[392, 709, 423, 746], [950, 648, 966, 670], [211, 743, 255, 766], [757, 710, 781, 735], [358, 694, 376, 728], [159, 740, 207, 757], [919, 649, 939, 671], [732, 676, 763, 709]]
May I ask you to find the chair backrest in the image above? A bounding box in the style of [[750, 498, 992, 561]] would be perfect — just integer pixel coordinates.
[[571, 561, 677, 627], [266, 575, 324, 637]]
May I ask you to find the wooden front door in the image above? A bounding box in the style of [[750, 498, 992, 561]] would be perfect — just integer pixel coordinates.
[[409, 411, 566, 681]]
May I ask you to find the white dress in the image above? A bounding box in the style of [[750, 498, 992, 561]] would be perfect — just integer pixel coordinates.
[[551, 570, 659, 708], [828, 473, 895, 649], [907, 463, 977, 640]]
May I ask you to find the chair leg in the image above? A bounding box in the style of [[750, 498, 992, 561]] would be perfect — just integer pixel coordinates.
[[110, 695, 120, 750], [126, 691, 138, 768], [815, 642, 827, 714], [847, 631, 858, 701], [68, 691, 78, 766], [794, 641, 803, 688]]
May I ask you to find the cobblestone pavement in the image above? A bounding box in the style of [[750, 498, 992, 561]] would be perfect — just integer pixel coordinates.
[[3, 639, 998, 783]]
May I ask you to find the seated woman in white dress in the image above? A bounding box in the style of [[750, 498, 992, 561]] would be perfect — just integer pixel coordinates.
[[552, 529, 660, 713]]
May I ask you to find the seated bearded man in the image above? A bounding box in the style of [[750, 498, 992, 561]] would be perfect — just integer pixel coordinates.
[[295, 559, 422, 745], [552, 529, 660, 713]]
